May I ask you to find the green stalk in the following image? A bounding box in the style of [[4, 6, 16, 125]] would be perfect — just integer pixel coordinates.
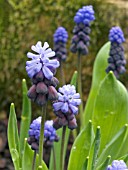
[[38, 104, 47, 166], [60, 126, 66, 170], [60, 60, 65, 85], [32, 150, 37, 170], [53, 145, 56, 170], [77, 52, 84, 128]]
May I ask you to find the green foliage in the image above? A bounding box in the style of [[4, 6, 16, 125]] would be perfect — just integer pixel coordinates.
[[83, 42, 110, 126], [8, 103, 20, 170], [68, 120, 94, 170], [19, 79, 31, 159]]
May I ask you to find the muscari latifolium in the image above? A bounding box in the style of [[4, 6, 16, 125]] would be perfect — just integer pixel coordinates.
[[7, 4, 128, 170]]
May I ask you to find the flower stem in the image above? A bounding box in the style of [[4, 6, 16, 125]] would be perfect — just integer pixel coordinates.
[[60, 60, 65, 85], [32, 150, 37, 170], [60, 126, 66, 170], [77, 52, 84, 128], [53, 145, 56, 170], [38, 104, 47, 166]]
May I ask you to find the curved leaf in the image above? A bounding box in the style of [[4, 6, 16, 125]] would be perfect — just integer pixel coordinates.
[[84, 42, 110, 126], [20, 79, 31, 158], [68, 120, 94, 170], [92, 72, 128, 153], [8, 103, 20, 170]]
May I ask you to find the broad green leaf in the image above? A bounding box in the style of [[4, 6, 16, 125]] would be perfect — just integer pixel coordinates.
[[96, 155, 111, 170], [96, 124, 128, 167], [82, 156, 89, 170], [22, 139, 48, 170], [20, 79, 31, 158], [8, 103, 20, 170], [49, 71, 77, 170], [84, 42, 110, 126], [87, 126, 101, 170], [92, 72, 128, 153], [68, 120, 94, 170]]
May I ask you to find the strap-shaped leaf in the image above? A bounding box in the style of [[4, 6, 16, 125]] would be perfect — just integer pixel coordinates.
[[96, 124, 128, 167], [22, 139, 48, 170], [83, 42, 110, 126], [68, 120, 94, 170], [20, 79, 31, 158], [8, 103, 20, 170], [92, 72, 128, 153], [49, 71, 77, 170], [96, 155, 111, 170], [87, 126, 101, 170]]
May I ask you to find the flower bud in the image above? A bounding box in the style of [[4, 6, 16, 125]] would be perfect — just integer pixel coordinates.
[[35, 71, 44, 82], [27, 85, 37, 100], [51, 77, 59, 87], [35, 94, 47, 106], [48, 86, 58, 100], [68, 118, 77, 130], [53, 118, 62, 130], [36, 82, 48, 94]]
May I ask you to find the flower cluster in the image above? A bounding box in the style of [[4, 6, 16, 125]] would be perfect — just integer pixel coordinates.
[[70, 5, 95, 55], [28, 117, 59, 150], [106, 27, 126, 78], [107, 160, 128, 170], [26, 42, 60, 106], [53, 84, 81, 130], [53, 27, 68, 61]]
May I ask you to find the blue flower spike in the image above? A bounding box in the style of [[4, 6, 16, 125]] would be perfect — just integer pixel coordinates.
[[106, 26, 126, 78], [71, 5, 95, 55], [28, 117, 59, 150], [53, 84, 81, 130], [26, 41, 59, 80], [107, 160, 128, 170], [53, 27, 68, 61], [26, 42, 60, 106]]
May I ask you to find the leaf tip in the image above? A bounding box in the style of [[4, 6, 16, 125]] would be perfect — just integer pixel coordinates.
[[22, 79, 26, 83], [125, 124, 128, 127], [97, 126, 100, 129], [11, 103, 14, 107], [107, 155, 111, 158]]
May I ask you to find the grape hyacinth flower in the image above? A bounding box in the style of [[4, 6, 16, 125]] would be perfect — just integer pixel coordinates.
[[53, 84, 81, 130], [28, 117, 59, 150], [70, 5, 95, 55], [26, 42, 60, 106], [106, 26, 126, 78], [107, 160, 128, 170], [53, 27, 68, 61]]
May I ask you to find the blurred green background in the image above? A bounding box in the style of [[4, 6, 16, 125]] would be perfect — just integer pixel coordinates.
[[0, 0, 128, 119]]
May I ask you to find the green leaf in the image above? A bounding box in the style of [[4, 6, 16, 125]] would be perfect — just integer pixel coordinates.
[[96, 124, 128, 167], [87, 126, 101, 170], [20, 79, 31, 158], [49, 71, 77, 170], [7, 103, 20, 170], [92, 72, 128, 153], [68, 120, 94, 170], [83, 42, 110, 126], [96, 155, 111, 170], [22, 139, 48, 170]]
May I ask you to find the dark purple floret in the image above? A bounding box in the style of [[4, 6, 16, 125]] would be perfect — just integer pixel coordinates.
[[107, 160, 128, 170], [53, 27, 68, 61], [106, 27, 126, 78], [28, 118, 59, 150], [71, 6, 95, 55], [53, 84, 81, 130]]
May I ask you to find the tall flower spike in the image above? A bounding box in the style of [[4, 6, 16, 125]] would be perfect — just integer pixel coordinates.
[[70, 5, 95, 55], [53, 84, 81, 130], [26, 41, 60, 80], [28, 117, 59, 150], [106, 26, 126, 78], [107, 160, 128, 170], [53, 27, 68, 61]]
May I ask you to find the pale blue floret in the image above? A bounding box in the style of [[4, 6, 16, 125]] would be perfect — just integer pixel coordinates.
[[53, 27, 68, 43], [53, 84, 81, 115], [74, 5, 95, 25], [109, 26, 125, 44], [26, 41, 60, 80], [107, 160, 128, 170]]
